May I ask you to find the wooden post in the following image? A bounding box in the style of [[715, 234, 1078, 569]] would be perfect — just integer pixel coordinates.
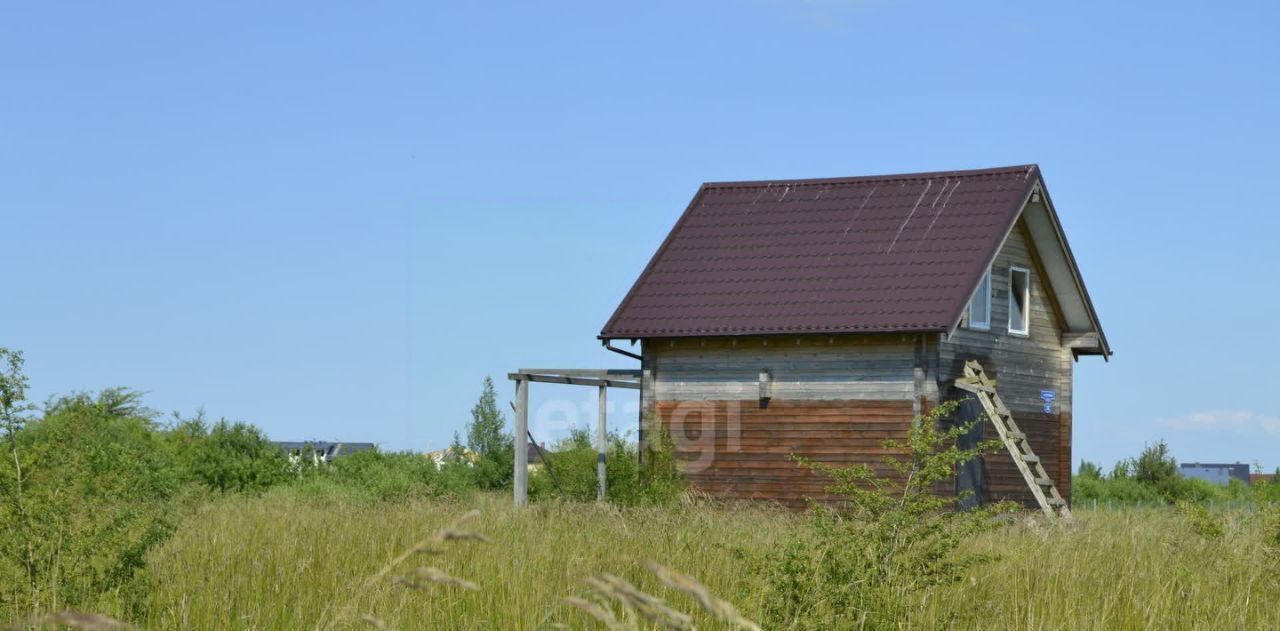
[[514, 377, 529, 507], [597, 384, 607, 502]]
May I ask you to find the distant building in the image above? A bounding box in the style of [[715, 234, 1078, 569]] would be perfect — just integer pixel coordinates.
[[526, 442, 548, 466], [424, 443, 549, 470], [1180, 462, 1250, 486], [425, 447, 477, 467], [274, 441, 376, 465], [1250, 473, 1276, 485]]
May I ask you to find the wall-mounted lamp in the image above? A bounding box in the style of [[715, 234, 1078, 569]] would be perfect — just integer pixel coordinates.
[[758, 369, 773, 409]]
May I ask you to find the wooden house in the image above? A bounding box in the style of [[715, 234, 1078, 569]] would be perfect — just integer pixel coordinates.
[[600, 165, 1109, 509]]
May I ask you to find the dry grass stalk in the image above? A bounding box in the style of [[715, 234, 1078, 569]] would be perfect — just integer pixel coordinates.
[[645, 561, 762, 631], [395, 566, 480, 591], [439, 528, 491, 543], [586, 573, 693, 631], [360, 613, 395, 630], [327, 509, 485, 628], [370, 509, 481, 583], [560, 596, 627, 631]]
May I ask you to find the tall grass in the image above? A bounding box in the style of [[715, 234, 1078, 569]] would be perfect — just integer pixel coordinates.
[[104, 492, 1280, 630], [917, 507, 1280, 630], [133, 490, 793, 630]]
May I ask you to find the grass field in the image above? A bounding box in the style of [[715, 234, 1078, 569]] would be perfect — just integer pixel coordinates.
[[78, 491, 1280, 630]]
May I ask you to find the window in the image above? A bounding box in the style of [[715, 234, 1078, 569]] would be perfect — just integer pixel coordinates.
[[967, 267, 992, 330], [1008, 267, 1031, 335]]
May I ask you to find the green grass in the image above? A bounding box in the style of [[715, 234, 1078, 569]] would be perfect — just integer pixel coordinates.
[[81, 494, 1280, 630], [134, 491, 793, 630], [919, 507, 1280, 630]]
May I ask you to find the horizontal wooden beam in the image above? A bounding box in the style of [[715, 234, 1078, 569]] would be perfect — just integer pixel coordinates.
[[515, 368, 642, 379], [507, 373, 640, 390], [1062, 332, 1101, 350], [955, 381, 997, 394]]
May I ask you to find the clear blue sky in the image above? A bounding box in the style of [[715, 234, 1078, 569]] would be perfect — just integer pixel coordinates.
[[3, 1, 1277, 471]]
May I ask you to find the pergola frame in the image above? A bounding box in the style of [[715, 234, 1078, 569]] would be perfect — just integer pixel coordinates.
[[507, 368, 640, 506]]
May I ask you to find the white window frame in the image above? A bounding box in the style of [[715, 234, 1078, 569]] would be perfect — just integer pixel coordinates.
[[966, 267, 992, 331], [1008, 266, 1031, 336]]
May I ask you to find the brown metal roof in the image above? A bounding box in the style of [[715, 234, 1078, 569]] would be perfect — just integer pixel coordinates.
[[601, 165, 1050, 339]]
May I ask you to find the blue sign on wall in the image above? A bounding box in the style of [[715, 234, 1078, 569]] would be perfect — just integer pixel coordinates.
[[1040, 390, 1056, 413]]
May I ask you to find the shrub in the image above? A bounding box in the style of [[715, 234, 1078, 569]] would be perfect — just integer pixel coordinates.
[[757, 400, 1016, 629], [1077, 460, 1103, 480], [168, 414, 289, 494], [1073, 474, 1165, 504], [1071, 442, 1269, 506], [529, 425, 683, 506], [1177, 501, 1224, 540], [291, 449, 474, 502], [0, 385, 180, 617], [531, 429, 637, 504], [1254, 477, 1280, 504]]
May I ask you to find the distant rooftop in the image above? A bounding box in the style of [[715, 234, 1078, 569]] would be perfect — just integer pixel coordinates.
[[1180, 462, 1250, 485], [272, 441, 376, 462]]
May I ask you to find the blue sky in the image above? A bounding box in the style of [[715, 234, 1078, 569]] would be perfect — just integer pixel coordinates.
[[2, 1, 1277, 471]]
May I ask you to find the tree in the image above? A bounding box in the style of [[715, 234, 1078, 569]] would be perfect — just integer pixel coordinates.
[[0, 348, 37, 599], [467, 377, 508, 455], [464, 377, 513, 490], [1077, 460, 1103, 480], [1130, 440, 1178, 485]]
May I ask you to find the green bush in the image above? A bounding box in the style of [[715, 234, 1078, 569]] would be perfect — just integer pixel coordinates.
[[1253, 478, 1280, 504], [529, 425, 683, 506], [757, 400, 1016, 629], [0, 384, 180, 618], [1073, 475, 1165, 504], [1073, 444, 1276, 506], [1177, 500, 1224, 540], [168, 414, 289, 494], [529, 428, 636, 503], [1077, 460, 1103, 480], [294, 449, 474, 501]]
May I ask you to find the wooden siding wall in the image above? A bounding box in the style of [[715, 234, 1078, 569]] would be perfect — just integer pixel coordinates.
[[940, 214, 1074, 507], [644, 335, 928, 508], [650, 335, 923, 402], [652, 400, 914, 509]]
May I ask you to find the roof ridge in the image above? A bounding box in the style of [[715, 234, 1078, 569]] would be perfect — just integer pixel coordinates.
[[702, 164, 1038, 189]]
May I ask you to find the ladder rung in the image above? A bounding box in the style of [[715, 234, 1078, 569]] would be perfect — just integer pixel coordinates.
[[955, 359, 1069, 520]]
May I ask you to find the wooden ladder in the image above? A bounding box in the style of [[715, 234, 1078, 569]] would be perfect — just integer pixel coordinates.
[[954, 360, 1071, 519]]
